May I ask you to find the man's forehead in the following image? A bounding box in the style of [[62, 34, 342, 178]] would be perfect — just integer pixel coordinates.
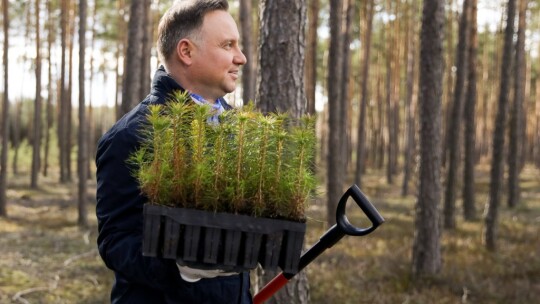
[[201, 11, 239, 38]]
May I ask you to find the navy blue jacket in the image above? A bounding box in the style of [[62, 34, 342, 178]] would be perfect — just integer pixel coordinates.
[[96, 66, 252, 304]]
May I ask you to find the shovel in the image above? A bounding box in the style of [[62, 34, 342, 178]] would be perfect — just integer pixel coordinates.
[[253, 184, 385, 304]]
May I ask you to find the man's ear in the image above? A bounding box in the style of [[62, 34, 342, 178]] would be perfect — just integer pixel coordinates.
[[176, 39, 193, 65]]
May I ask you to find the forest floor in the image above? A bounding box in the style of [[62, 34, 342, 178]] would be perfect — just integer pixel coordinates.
[[0, 164, 539, 303]]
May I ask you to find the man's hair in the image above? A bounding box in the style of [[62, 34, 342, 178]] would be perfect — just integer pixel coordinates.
[[157, 0, 229, 65]]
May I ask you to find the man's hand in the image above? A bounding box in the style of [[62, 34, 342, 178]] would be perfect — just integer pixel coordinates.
[[176, 264, 238, 283]]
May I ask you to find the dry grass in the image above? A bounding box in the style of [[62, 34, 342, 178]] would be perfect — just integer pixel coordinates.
[[0, 164, 538, 303], [305, 165, 540, 304]]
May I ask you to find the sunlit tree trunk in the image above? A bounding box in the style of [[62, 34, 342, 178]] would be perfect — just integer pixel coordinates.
[[0, 0, 9, 217], [484, 0, 516, 252], [355, 0, 374, 188], [444, 0, 471, 230], [256, 0, 309, 302], [31, 0, 43, 189], [412, 0, 444, 276], [462, 0, 478, 221], [506, 0, 527, 209]]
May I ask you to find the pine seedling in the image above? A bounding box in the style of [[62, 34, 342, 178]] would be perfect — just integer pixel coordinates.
[[266, 113, 289, 218], [251, 114, 277, 217], [230, 110, 251, 212], [286, 115, 317, 220], [167, 93, 194, 206], [206, 120, 232, 212], [132, 104, 174, 205], [189, 104, 212, 208]]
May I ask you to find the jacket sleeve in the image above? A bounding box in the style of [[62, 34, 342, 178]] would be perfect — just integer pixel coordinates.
[[95, 121, 179, 291]]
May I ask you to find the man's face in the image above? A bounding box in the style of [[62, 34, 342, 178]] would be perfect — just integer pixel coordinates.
[[189, 10, 247, 101]]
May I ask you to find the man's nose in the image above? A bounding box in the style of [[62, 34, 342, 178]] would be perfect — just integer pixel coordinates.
[[234, 48, 247, 65]]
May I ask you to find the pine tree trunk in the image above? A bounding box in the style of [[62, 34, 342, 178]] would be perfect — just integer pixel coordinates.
[[59, 0, 68, 183], [77, 0, 89, 227], [31, 0, 43, 189], [506, 0, 527, 209], [0, 0, 9, 217], [66, 1, 76, 182], [442, 0, 456, 168], [12, 102, 21, 175], [120, 0, 144, 117], [255, 0, 309, 302], [412, 0, 444, 277], [402, 0, 418, 197], [355, 0, 374, 188], [305, 0, 319, 115], [43, 0, 54, 178], [340, 0, 353, 178], [484, 0, 516, 252], [384, 0, 394, 185], [240, 0, 255, 105], [536, 77, 540, 168], [326, 0, 344, 226], [462, 0, 478, 221], [443, 0, 471, 230], [139, 0, 152, 101]]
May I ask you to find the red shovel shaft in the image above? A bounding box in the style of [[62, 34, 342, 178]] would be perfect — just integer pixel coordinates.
[[253, 273, 289, 304]]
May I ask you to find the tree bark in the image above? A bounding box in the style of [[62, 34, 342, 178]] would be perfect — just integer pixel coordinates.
[[355, 0, 374, 188], [120, 0, 144, 117], [240, 0, 255, 105], [340, 0, 353, 177], [304, 0, 319, 115], [139, 0, 152, 101], [412, 0, 444, 277], [31, 0, 43, 189], [59, 0, 69, 183], [326, 0, 344, 226], [43, 0, 54, 177], [0, 0, 9, 217], [255, 0, 309, 302], [443, 0, 471, 230], [66, 0, 75, 182], [77, 0, 89, 227], [506, 0, 527, 209], [462, 0, 478, 221], [401, 0, 418, 197], [484, 0, 517, 252]]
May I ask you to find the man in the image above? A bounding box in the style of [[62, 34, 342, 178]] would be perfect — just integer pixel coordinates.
[[95, 1, 250, 303]]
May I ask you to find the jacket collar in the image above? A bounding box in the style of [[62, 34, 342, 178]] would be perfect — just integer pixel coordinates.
[[149, 65, 185, 102], [148, 65, 232, 110]]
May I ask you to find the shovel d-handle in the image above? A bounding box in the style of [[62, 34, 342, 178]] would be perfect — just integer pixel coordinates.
[[253, 185, 385, 304]]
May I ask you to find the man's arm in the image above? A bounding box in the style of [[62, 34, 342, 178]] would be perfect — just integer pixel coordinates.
[[96, 125, 179, 291]]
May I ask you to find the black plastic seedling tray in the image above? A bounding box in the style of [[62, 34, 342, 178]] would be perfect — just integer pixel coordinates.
[[142, 204, 306, 273]]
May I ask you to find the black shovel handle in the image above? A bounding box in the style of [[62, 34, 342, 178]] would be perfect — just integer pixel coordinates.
[[336, 184, 385, 236], [253, 185, 384, 304]]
